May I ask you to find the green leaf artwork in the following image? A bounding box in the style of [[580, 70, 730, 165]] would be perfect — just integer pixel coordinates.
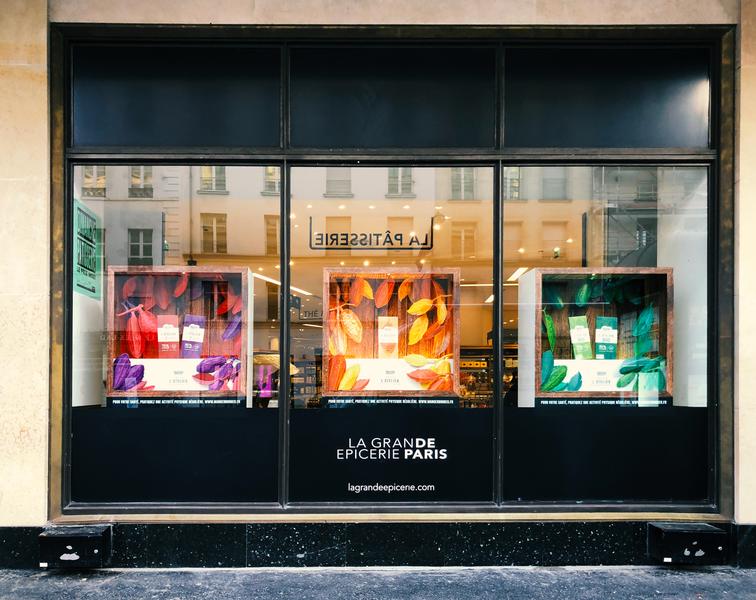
[[565, 372, 583, 391], [617, 372, 637, 388], [657, 368, 667, 390], [640, 356, 664, 372], [575, 282, 591, 307], [632, 304, 655, 337], [634, 336, 653, 357], [619, 356, 654, 374], [542, 365, 568, 391], [543, 310, 556, 351], [544, 285, 565, 309], [541, 350, 554, 386]]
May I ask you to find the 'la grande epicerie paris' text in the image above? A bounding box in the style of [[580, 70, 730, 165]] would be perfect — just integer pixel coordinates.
[[336, 437, 448, 460]]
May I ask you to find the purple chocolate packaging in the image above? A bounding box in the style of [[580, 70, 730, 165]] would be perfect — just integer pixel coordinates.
[[181, 314, 206, 358]]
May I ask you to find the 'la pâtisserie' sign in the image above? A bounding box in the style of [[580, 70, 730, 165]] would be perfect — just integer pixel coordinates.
[[309, 217, 434, 250]]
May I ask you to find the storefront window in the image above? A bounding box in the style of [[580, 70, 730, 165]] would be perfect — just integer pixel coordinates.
[[62, 39, 722, 510], [70, 164, 281, 502], [503, 165, 707, 409], [289, 166, 494, 409], [287, 166, 495, 502]]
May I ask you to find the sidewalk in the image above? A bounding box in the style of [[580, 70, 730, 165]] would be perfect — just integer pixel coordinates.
[[0, 566, 754, 600]]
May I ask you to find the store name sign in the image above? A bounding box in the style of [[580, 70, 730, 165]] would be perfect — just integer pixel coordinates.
[[336, 437, 448, 461], [309, 218, 433, 250]]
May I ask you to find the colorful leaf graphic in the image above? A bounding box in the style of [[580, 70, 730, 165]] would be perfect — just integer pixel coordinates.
[[543, 310, 555, 351]]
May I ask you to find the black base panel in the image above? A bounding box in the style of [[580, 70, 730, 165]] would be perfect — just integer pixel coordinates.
[[501, 406, 709, 502], [289, 407, 494, 503], [0, 528, 43, 568], [71, 407, 278, 503], [738, 526, 756, 568], [3, 523, 753, 568]]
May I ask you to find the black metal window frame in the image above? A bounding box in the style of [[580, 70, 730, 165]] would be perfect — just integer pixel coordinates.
[[51, 26, 734, 517]]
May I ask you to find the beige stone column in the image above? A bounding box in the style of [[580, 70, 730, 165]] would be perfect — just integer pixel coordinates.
[[0, 0, 49, 525], [737, 0, 756, 525]]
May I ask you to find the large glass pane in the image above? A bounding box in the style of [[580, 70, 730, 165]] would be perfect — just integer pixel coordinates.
[[289, 166, 495, 502], [70, 165, 280, 503], [73, 46, 281, 148], [290, 47, 496, 148], [504, 48, 710, 148], [502, 165, 709, 502]]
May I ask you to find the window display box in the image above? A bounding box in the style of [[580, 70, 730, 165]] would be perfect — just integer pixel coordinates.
[[518, 267, 673, 407], [106, 266, 252, 401], [322, 268, 460, 397]]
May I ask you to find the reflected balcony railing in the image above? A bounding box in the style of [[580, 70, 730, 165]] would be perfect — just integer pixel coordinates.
[[128, 186, 154, 198], [82, 186, 106, 198]]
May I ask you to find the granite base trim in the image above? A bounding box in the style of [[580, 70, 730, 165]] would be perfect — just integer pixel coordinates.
[[2, 523, 754, 568], [737, 525, 756, 567], [0, 528, 43, 568]]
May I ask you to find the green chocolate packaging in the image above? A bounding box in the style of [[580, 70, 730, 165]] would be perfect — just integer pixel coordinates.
[[595, 316, 618, 359], [568, 315, 593, 360]]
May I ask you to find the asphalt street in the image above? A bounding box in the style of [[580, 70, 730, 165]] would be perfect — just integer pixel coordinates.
[[0, 566, 755, 599]]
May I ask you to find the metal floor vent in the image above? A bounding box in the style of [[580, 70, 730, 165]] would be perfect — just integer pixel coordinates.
[[38, 525, 112, 568], [648, 522, 728, 565]]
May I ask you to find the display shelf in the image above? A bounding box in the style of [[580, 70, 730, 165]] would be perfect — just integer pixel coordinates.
[[106, 266, 252, 402], [518, 267, 673, 407], [459, 348, 494, 408], [292, 357, 321, 407]]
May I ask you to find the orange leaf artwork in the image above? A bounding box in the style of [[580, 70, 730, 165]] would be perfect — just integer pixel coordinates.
[[397, 278, 413, 301], [340, 309, 363, 343], [350, 277, 365, 306], [407, 298, 434, 316], [408, 314, 429, 345], [374, 279, 395, 308], [327, 355, 346, 391]]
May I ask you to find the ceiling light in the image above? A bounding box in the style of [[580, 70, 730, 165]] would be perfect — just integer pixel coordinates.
[[507, 267, 529, 282], [433, 224, 441, 231], [420, 259, 426, 264], [258, 267, 263, 271], [566, 238, 573, 243], [435, 205, 443, 210], [253, 273, 312, 296], [363, 260, 370, 266], [403, 204, 410, 210], [306, 204, 313, 209], [369, 205, 375, 209], [484, 294, 494, 303], [294, 224, 299, 228], [518, 247, 525, 254], [410, 231, 416, 237], [338, 204, 346, 210], [340, 261, 345, 266], [391, 261, 396, 265], [290, 213, 296, 219]]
